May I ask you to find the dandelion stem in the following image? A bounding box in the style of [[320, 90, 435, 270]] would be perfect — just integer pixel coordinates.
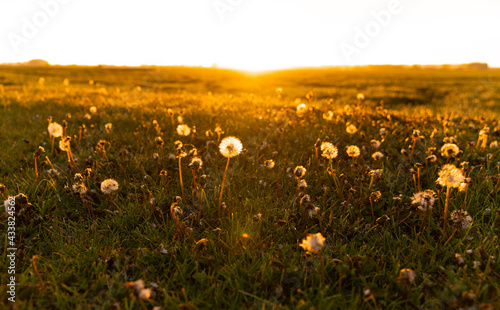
[[443, 186, 451, 237], [315, 147, 319, 170], [31, 256, 45, 289], [34, 157, 39, 184], [218, 157, 230, 218], [192, 170, 203, 217], [417, 168, 421, 192], [179, 157, 185, 200]]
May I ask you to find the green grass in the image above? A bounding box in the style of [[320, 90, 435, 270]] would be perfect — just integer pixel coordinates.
[[0, 66, 500, 309]]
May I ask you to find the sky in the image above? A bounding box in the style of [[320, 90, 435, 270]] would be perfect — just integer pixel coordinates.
[[0, 0, 499, 71]]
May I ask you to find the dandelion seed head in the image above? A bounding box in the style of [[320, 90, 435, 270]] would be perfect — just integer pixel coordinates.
[[323, 111, 334, 121], [48, 122, 63, 137], [189, 157, 203, 171], [426, 155, 438, 163], [176, 124, 191, 136], [299, 233, 325, 254], [411, 190, 436, 212], [398, 269, 416, 284], [59, 137, 71, 152], [294, 166, 306, 178], [264, 159, 275, 169], [436, 164, 465, 188], [296, 103, 307, 116], [346, 145, 360, 158], [101, 179, 119, 194], [72, 183, 87, 195], [219, 136, 243, 158], [346, 124, 358, 134], [370, 140, 381, 148], [440, 143, 460, 158], [298, 179, 308, 190], [372, 152, 384, 161], [450, 209, 472, 230], [138, 288, 151, 299], [320, 142, 338, 160]]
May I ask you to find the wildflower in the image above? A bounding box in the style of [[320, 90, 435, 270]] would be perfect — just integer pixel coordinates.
[[357, 93, 365, 100], [380, 128, 386, 137], [48, 122, 63, 138], [105, 123, 112, 132], [153, 153, 159, 160], [294, 166, 307, 178], [101, 179, 119, 194], [370, 140, 381, 148], [63, 78, 69, 86], [84, 113, 91, 120], [346, 145, 360, 158], [449, 210, 472, 230], [411, 190, 436, 212], [320, 142, 338, 160], [299, 233, 325, 254], [264, 159, 275, 169], [38, 77, 45, 85], [436, 164, 465, 188], [440, 143, 460, 158], [89, 106, 97, 114], [490, 141, 498, 148], [346, 124, 357, 134], [176, 124, 191, 136], [219, 137, 243, 158], [398, 269, 416, 284], [372, 152, 384, 161]]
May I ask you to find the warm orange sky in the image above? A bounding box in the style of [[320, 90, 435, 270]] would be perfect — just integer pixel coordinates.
[[1, 0, 499, 71]]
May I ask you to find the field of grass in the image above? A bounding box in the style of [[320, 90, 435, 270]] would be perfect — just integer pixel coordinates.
[[1, 66, 500, 309]]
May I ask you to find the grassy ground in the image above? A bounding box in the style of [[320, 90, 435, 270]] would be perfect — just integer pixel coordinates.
[[1, 66, 500, 309]]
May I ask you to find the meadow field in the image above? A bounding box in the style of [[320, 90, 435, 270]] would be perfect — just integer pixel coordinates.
[[1, 66, 500, 309]]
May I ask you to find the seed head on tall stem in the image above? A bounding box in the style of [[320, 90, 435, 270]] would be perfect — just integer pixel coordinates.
[[218, 136, 242, 218], [436, 164, 465, 236]]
